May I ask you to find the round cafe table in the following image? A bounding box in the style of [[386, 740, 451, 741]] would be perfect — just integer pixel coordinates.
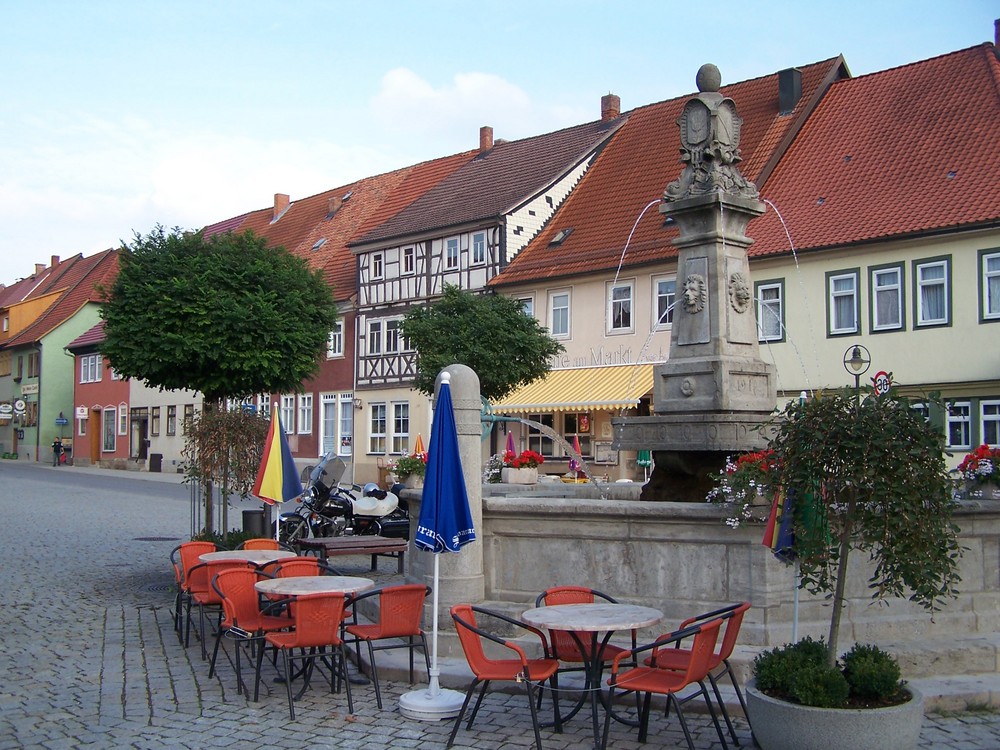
[[254, 575, 374, 597], [521, 602, 663, 750], [199, 549, 297, 566]]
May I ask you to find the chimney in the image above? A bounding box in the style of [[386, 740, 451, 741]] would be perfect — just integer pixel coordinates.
[[601, 93, 621, 121], [995, 18, 999, 47], [479, 126, 494, 152], [778, 68, 802, 115], [328, 196, 342, 217], [50, 255, 60, 268], [273, 193, 290, 221], [35, 264, 45, 275]]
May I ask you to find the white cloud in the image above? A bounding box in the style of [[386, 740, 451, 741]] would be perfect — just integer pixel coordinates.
[[369, 67, 588, 149]]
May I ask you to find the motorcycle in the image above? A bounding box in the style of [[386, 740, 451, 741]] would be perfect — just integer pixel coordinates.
[[273, 452, 410, 545]]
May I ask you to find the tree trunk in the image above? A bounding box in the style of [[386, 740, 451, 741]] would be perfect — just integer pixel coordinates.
[[827, 489, 856, 668]]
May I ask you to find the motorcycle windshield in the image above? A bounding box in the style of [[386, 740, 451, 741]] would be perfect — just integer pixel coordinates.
[[309, 451, 347, 491]]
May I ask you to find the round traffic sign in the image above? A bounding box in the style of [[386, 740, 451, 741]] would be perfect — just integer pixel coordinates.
[[873, 371, 892, 397]]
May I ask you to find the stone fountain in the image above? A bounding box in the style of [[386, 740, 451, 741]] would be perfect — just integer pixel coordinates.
[[612, 64, 776, 501]]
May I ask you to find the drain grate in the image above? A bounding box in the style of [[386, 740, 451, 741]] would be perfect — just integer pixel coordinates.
[[144, 583, 174, 593], [134, 536, 182, 542]]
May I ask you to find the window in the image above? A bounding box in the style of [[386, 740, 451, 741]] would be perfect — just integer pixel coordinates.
[[80, 354, 102, 384], [326, 322, 343, 358], [297, 394, 313, 434], [118, 403, 128, 435], [110, 368, 123, 381], [78, 415, 87, 437], [257, 396, 272, 420], [564, 412, 592, 458], [607, 281, 633, 333], [402, 247, 415, 275], [946, 401, 971, 450], [549, 290, 570, 338], [27, 352, 39, 378], [103, 408, 116, 451], [368, 320, 382, 355], [166, 406, 177, 436], [1, 315, 6, 332], [371, 252, 384, 279], [527, 413, 555, 457], [982, 401, 1000, 447], [445, 237, 459, 269], [755, 280, 784, 342], [386, 319, 401, 354], [871, 266, 903, 331], [321, 392, 355, 457], [369, 403, 387, 453], [827, 270, 859, 335], [151, 407, 161, 437], [472, 231, 487, 265], [910, 402, 930, 422], [981, 250, 1000, 321], [392, 402, 410, 454], [16, 356, 22, 380], [183, 404, 194, 434], [914, 258, 950, 327], [653, 276, 676, 329], [518, 296, 534, 318], [280, 395, 295, 432]]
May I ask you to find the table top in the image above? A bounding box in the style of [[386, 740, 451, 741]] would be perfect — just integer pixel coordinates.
[[521, 603, 663, 632], [199, 549, 297, 565], [296, 536, 407, 551], [254, 575, 375, 596]]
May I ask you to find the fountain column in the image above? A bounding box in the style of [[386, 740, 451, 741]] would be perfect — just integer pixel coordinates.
[[613, 64, 776, 501]]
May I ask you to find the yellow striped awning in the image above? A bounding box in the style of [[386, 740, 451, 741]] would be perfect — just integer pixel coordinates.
[[493, 364, 655, 414]]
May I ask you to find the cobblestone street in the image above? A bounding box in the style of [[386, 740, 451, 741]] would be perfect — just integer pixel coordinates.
[[2, 462, 999, 749]]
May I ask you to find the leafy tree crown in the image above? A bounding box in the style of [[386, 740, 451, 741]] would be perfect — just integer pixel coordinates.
[[401, 284, 564, 402]]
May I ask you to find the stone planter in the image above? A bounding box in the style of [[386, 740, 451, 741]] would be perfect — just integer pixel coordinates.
[[501, 467, 538, 484], [403, 474, 424, 489], [967, 482, 1000, 501], [745, 679, 923, 750]]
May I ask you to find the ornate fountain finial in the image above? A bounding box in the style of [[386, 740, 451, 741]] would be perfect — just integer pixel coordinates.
[[664, 64, 759, 202]]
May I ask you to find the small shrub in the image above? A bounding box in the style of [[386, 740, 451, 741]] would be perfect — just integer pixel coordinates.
[[753, 637, 829, 693], [789, 663, 850, 708], [754, 638, 907, 708], [842, 644, 902, 700], [191, 528, 256, 550]]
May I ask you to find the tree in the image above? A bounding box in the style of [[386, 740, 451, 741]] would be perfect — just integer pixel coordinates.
[[767, 389, 961, 666], [100, 225, 338, 403], [101, 225, 338, 533], [402, 284, 564, 402]]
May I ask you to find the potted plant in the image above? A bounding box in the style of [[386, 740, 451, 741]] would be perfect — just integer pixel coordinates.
[[707, 449, 779, 526], [501, 449, 544, 484], [955, 444, 1000, 500], [712, 388, 962, 750], [390, 451, 427, 488]]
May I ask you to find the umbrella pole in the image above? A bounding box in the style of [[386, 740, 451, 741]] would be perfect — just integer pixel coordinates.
[[398, 552, 464, 720]]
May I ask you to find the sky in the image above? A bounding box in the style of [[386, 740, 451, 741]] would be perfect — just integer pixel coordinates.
[[0, 1, 995, 282]]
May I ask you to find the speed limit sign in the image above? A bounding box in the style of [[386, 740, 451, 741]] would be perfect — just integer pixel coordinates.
[[873, 370, 892, 396]]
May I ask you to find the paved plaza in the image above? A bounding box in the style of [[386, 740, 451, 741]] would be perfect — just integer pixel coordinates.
[[2, 461, 1000, 749]]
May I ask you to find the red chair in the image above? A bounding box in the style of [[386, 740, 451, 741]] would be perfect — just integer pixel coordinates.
[[208, 567, 293, 694], [184, 559, 248, 660], [448, 604, 562, 750], [171, 541, 218, 634], [255, 591, 353, 720], [238, 538, 281, 550], [602, 618, 728, 750], [343, 584, 431, 708], [646, 602, 751, 745], [534, 587, 636, 664]]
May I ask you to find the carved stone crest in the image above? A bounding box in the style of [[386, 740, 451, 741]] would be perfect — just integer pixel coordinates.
[[728, 272, 751, 313]]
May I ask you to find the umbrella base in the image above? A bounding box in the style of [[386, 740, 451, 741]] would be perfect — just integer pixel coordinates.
[[398, 687, 465, 721]]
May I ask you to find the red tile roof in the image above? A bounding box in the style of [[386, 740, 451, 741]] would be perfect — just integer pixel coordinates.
[[4, 249, 119, 348], [749, 43, 1000, 256], [352, 119, 625, 248], [199, 151, 474, 303], [491, 59, 847, 286], [66, 321, 107, 351]]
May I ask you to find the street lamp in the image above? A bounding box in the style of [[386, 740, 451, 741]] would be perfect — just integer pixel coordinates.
[[842, 344, 871, 391]]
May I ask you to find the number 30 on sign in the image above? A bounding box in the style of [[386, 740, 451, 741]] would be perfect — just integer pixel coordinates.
[[873, 371, 892, 396]]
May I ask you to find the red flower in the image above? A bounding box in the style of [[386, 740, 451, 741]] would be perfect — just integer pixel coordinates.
[[503, 449, 544, 469]]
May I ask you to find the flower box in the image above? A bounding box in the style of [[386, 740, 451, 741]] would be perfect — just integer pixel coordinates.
[[501, 467, 537, 485]]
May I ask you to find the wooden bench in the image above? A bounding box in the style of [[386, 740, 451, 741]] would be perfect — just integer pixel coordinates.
[[294, 535, 407, 575]]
